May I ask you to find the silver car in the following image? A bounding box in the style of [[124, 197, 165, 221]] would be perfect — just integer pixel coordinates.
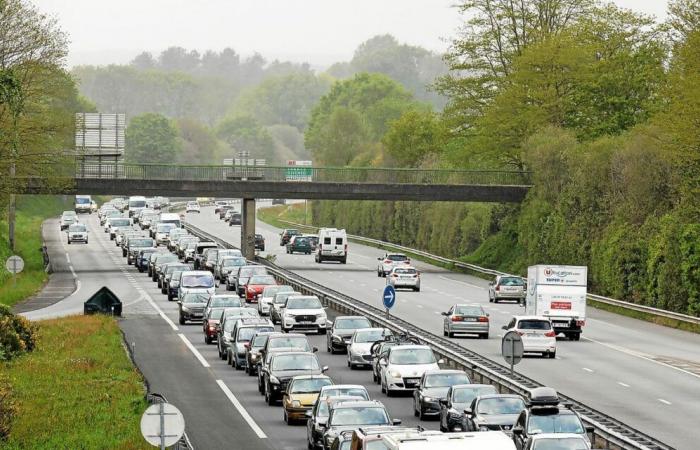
[[258, 285, 294, 316], [489, 275, 526, 304], [442, 304, 489, 339]]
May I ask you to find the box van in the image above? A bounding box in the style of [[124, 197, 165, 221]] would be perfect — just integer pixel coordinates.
[[382, 431, 516, 450], [74, 195, 92, 214], [159, 213, 182, 229], [315, 228, 347, 264], [127, 196, 147, 219], [178, 270, 216, 300]]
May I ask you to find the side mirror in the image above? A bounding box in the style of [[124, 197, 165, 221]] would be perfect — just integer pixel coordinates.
[[312, 347, 318, 353], [512, 426, 523, 436], [463, 408, 472, 416], [501, 325, 508, 330], [322, 365, 329, 373], [441, 312, 449, 316], [585, 426, 595, 434], [392, 419, 402, 426], [438, 358, 446, 365]]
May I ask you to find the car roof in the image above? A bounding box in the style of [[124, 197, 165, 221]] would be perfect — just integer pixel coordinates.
[[475, 394, 524, 401], [290, 374, 331, 381], [331, 400, 384, 410], [268, 332, 306, 339], [513, 316, 552, 321], [388, 344, 431, 351], [423, 369, 467, 376], [335, 315, 369, 320]]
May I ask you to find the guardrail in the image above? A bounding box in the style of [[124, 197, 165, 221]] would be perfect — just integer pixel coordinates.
[[75, 163, 532, 186], [275, 219, 700, 327], [184, 222, 673, 450]]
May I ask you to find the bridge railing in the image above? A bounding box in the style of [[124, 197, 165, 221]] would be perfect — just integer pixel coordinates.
[[75, 163, 532, 186]]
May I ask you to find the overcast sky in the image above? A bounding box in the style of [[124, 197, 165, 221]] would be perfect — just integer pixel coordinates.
[[32, 0, 671, 68]]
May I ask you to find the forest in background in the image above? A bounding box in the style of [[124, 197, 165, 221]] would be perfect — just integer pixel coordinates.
[[68, 0, 700, 316]]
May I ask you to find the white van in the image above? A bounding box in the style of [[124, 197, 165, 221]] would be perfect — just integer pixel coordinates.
[[159, 213, 183, 229], [178, 270, 216, 300], [127, 196, 147, 219], [315, 228, 348, 264], [382, 431, 516, 450]]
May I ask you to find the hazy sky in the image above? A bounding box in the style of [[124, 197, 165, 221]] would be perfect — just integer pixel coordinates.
[[32, 0, 671, 68]]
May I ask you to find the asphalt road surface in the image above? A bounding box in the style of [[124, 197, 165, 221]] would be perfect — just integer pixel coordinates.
[[21, 207, 700, 449]]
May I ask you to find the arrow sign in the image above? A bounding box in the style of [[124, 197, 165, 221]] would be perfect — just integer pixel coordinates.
[[382, 285, 396, 310]]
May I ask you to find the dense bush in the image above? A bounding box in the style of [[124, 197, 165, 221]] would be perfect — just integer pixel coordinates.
[[0, 305, 38, 361]]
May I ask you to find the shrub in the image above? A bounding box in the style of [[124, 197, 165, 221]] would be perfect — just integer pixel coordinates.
[[0, 375, 14, 441], [0, 305, 38, 361]]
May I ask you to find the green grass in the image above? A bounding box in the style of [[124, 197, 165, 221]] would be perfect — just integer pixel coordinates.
[[0, 195, 72, 307], [588, 298, 700, 334], [3, 315, 150, 449], [258, 203, 311, 230]]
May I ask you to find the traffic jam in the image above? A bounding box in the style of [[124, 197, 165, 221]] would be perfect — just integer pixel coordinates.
[[92, 196, 593, 450]]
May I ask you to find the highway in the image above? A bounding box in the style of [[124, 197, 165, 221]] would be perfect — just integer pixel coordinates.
[[21, 207, 699, 449]]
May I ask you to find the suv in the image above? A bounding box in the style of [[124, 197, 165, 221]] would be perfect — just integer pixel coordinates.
[[464, 394, 526, 432], [186, 201, 200, 213], [193, 242, 218, 270], [279, 228, 300, 246], [439, 384, 498, 432], [232, 265, 268, 297], [127, 237, 155, 265], [412, 369, 471, 420], [66, 223, 88, 244], [512, 387, 592, 449], [286, 235, 313, 254], [228, 318, 275, 370], [280, 295, 327, 334], [489, 275, 526, 304], [327, 316, 372, 354], [255, 234, 265, 251], [322, 400, 401, 450], [377, 253, 411, 277]]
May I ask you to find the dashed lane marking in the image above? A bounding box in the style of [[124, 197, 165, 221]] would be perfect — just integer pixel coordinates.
[[618, 382, 630, 388], [582, 367, 594, 373], [178, 333, 210, 368], [658, 399, 672, 405], [216, 380, 267, 439]]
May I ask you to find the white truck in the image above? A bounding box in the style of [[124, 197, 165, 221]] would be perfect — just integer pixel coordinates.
[[74, 195, 92, 214], [525, 265, 587, 341]]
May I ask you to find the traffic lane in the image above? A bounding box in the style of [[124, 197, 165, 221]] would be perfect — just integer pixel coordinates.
[[22, 214, 141, 320], [188, 209, 697, 449]]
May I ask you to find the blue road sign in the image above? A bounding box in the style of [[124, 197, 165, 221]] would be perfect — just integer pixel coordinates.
[[382, 285, 396, 310]]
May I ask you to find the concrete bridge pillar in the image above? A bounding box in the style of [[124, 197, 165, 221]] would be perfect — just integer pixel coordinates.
[[241, 198, 256, 260]]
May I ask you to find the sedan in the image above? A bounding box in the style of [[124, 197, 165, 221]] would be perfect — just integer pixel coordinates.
[[376, 253, 410, 277], [503, 316, 557, 358], [282, 375, 334, 424], [322, 400, 400, 450], [442, 304, 490, 339], [202, 307, 226, 344], [264, 352, 328, 405], [258, 285, 294, 316], [327, 316, 372, 354], [346, 328, 391, 369], [178, 292, 209, 324], [439, 384, 498, 432], [464, 394, 526, 432]]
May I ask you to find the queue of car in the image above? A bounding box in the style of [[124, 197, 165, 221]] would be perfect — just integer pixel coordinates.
[[90, 198, 591, 450]]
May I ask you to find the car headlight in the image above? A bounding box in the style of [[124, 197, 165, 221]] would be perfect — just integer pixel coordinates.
[[389, 370, 402, 378], [317, 313, 327, 320], [332, 335, 343, 343], [250, 354, 258, 361], [172, 281, 179, 287], [478, 426, 489, 431], [291, 400, 301, 408], [181, 306, 190, 312], [269, 376, 280, 384]]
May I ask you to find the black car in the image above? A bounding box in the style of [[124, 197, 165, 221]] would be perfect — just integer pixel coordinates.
[[464, 394, 526, 432], [439, 384, 497, 432], [512, 387, 592, 449], [412, 369, 471, 420], [245, 331, 279, 376], [263, 352, 328, 405], [136, 248, 158, 273], [215, 307, 261, 359], [177, 292, 209, 324], [229, 212, 242, 226], [327, 316, 372, 354], [322, 400, 401, 450], [255, 234, 265, 251]]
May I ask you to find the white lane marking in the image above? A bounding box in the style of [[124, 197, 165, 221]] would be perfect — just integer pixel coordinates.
[[582, 336, 700, 380], [143, 292, 179, 331], [582, 367, 594, 373], [434, 311, 441, 315], [438, 275, 485, 290], [216, 380, 267, 439], [65, 252, 71, 264], [69, 265, 77, 279], [617, 382, 630, 388], [658, 398, 672, 405], [178, 333, 210, 368], [416, 304, 423, 309]]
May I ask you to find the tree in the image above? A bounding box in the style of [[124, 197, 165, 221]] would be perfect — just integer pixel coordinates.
[[215, 115, 276, 163], [176, 118, 222, 164], [382, 109, 447, 167], [668, 0, 700, 42], [125, 113, 180, 163], [158, 46, 200, 72], [131, 52, 156, 70]]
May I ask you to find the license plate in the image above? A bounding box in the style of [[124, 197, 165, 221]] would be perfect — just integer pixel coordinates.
[[553, 323, 566, 328], [298, 321, 313, 324], [405, 379, 419, 387], [462, 317, 477, 322]]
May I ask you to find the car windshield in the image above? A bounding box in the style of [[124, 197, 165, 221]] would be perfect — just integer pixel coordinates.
[[181, 274, 214, 288], [354, 330, 387, 343], [271, 354, 319, 371], [519, 320, 552, 330], [287, 297, 322, 309], [476, 397, 525, 415], [387, 254, 408, 262], [321, 388, 369, 400], [111, 219, 130, 226], [262, 285, 293, 297], [75, 197, 90, 205], [129, 200, 146, 208], [389, 348, 436, 365], [240, 267, 267, 277], [528, 414, 585, 434], [335, 318, 371, 329], [157, 224, 175, 232], [237, 326, 274, 341], [532, 437, 588, 450], [330, 407, 389, 426], [453, 386, 497, 403], [208, 307, 225, 319], [130, 239, 154, 247], [291, 378, 333, 393], [293, 237, 309, 245], [500, 277, 525, 286], [273, 293, 299, 305], [425, 373, 470, 387], [454, 306, 484, 316], [249, 275, 276, 285], [69, 224, 86, 232], [211, 297, 242, 308], [252, 335, 270, 347], [165, 265, 186, 274], [223, 257, 246, 267], [269, 337, 310, 351], [182, 294, 208, 304]]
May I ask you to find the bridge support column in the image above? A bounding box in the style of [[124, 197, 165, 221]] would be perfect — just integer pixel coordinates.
[[241, 198, 256, 260]]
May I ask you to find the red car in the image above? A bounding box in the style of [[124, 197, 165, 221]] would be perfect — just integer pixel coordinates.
[[202, 307, 227, 344], [244, 275, 278, 302]]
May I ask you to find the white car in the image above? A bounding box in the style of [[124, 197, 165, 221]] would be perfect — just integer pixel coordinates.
[[280, 295, 327, 334], [186, 202, 200, 213], [387, 266, 421, 291], [523, 433, 591, 450], [59, 212, 77, 230], [377, 253, 411, 277], [503, 316, 557, 358], [154, 223, 176, 245], [258, 285, 294, 315], [346, 328, 392, 369], [379, 345, 443, 396], [66, 223, 88, 244]]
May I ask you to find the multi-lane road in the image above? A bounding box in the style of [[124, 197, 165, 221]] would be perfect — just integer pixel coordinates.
[[22, 205, 700, 449]]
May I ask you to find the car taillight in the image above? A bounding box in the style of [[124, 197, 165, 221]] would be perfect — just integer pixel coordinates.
[[495, 286, 500, 291], [384, 259, 392, 264], [344, 244, 347, 252], [452, 316, 462, 322], [516, 331, 524, 336], [576, 320, 585, 327], [478, 316, 489, 322], [545, 331, 556, 337]]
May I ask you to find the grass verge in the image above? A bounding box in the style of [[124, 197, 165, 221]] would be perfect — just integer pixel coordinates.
[[588, 298, 700, 334], [3, 314, 150, 449], [257, 203, 310, 230], [0, 195, 72, 307]]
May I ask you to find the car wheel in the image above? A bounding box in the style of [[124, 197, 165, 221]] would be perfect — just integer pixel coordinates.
[[179, 315, 185, 325], [205, 335, 212, 345], [480, 333, 489, 339], [448, 331, 454, 338], [67, 240, 71, 245], [381, 379, 386, 394], [414, 399, 419, 417], [415, 287, 420, 292], [318, 328, 326, 335], [549, 351, 556, 359], [167, 294, 173, 301], [494, 298, 499, 303], [266, 386, 275, 405], [283, 409, 288, 424], [443, 327, 448, 337]]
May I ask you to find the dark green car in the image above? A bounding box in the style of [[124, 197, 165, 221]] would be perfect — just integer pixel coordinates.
[[286, 236, 313, 254]]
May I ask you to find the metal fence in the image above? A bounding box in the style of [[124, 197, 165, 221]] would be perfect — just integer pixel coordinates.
[[75, 163, 532, 186], [184, 222, 674, 450]]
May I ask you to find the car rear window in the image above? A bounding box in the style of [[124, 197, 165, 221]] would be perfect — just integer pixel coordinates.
[[387, 254, 408, 261], [500, 277, 525, 286], [249, 275, 276, 285], [454, 306, 484, 316], [393, 268, 416, 275], [518, 320, 552, 330]]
